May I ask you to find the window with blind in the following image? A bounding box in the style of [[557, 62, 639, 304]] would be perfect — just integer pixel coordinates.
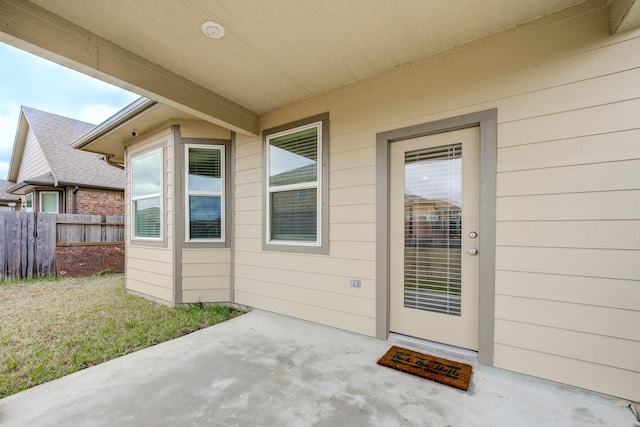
[[185, 144, 224, 242], [131, 148, 163, 240], [265, 115, 327, 251], [404, 143, 462, 316]]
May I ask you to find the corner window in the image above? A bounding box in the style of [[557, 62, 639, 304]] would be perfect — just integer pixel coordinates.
[[131, 148, 163, 240], [39, 191, 59, 212], [24, 193, 33, 212], [185, 145, 224, 242], [264, 113, 328, 253]]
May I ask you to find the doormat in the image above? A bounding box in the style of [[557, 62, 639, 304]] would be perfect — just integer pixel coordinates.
[[377, 346, 472, 391]]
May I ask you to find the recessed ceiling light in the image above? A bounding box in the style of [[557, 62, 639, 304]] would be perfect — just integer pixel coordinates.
[[201, 21, 225, 39]]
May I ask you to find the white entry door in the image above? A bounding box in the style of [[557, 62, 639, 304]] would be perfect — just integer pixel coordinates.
[[389, 127, 480, 350]]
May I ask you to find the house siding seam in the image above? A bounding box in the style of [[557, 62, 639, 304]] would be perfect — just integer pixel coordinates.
[[232, 7, 640, 401]]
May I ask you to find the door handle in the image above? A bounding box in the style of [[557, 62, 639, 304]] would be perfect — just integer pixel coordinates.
[[468, 248, 478, 255]]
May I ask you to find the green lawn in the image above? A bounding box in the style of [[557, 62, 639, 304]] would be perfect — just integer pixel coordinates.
[[0, 274, 242, 398]]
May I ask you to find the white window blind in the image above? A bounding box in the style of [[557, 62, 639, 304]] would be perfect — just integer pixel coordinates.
[[186, 145, 224, 241], [267, 123, 321, 244], [131, 149, 162, 240], [403, 143, 462, 316]]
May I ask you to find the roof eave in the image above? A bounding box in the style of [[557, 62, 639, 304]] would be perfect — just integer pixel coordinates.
[[72, 97, 157, 151], [57, 181, 124, 192]]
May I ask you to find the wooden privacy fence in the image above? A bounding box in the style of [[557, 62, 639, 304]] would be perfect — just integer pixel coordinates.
[[56, 214, 124, 246], [0, 212, 124, 280]]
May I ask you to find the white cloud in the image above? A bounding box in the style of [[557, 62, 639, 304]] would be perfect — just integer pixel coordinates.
[[0, 161, 8, 181], [0, 108, 20, 180]]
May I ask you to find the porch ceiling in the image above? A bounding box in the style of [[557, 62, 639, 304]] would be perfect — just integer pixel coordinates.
[[0, 0, 609, 135]]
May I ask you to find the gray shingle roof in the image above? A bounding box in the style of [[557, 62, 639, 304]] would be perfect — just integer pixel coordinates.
[[0, 180, 20, 202], [21, 107, 124, 190]]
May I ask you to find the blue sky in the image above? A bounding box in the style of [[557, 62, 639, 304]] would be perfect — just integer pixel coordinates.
[[0, 42, 139, 180]]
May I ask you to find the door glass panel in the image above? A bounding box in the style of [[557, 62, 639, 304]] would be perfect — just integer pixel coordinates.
[[404, 143, 462, 316]]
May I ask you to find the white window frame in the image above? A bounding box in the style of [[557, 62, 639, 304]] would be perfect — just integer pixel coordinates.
[[131, 147, 163, 242], [184, 144, 225, 243], [265, 121, 323, 248], [24, 193, 33, 212], [39, 191, 59, 212]]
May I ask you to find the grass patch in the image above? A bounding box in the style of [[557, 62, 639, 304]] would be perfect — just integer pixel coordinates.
[[0, 274, 242, 398]]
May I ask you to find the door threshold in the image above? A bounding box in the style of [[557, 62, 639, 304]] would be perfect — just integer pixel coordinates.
[[388, 333, 478, 366]]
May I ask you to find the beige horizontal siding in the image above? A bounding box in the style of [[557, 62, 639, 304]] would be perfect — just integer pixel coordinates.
[[234, 196, 261, 212], [497, 159, 640, 196], [235, 168, 262, 185], [496, 220, 640, 250], [329, 223, 376, 243], [235, 277, 374, 318], [127, 269, 173, 298], [232, 4, 639, 400], [234, 224, 261, 240], [496, 190, 640, 221], [235, 139, 262, 158], [179, 121, 230, 140], [490, 29, 640, 401], [235, 182, 261, 198], [497, 129, 640, 172], [182, 249, 231, 264], [126, 277, 173, 304], [495, 320, 640, 372], [329, 166, 375, 189], [330, 146, 375, 171], [495, 295, 638, 341], [234, 251, 375, 280], [235, 152, 261, 172], [235, 290, 375, 337], [180, 248, 231, 303], [495, 271, 639, 311], [182, 289, 230, 303], [182, 263, 230, 277], [234, 210, 261, 225], [494, 344, 640, 402], [330, 205, 376, 224], [234, 237, 261, 252], [127, 246, 173, 263], [500, 98, 640, 148], [495, 247, 638, 280], [329, 185, 376, 206], [123, 257, 172, 276], [235, 264, 375, 299], [497, 66, 640, 124]]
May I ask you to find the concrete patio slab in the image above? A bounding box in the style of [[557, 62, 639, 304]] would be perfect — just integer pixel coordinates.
[[0, 310, 634, 426]]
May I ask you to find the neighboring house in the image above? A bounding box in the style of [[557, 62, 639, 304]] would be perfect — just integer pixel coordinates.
[[6, 107, 124, 215], [3, 1, 638, 403], [0, 179, 20, 211]]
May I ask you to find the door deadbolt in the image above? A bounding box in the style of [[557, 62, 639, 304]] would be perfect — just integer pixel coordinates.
[[469, 231, 477, 239]]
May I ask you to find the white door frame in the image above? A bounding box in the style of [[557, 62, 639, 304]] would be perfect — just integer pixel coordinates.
[[375, 109, 497, 366]]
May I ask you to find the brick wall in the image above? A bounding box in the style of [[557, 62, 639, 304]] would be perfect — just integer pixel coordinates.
[[56, 244, 125, 278], [66, 187, 124, 215]]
